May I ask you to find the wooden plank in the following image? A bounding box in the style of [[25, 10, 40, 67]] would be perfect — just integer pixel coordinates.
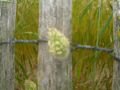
[[0, 0, 16, 90], [113, 0, 120, 90], [38, 0, 72, 90]]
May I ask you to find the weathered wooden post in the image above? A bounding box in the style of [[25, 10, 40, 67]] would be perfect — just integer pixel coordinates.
[[113, 0, 120, 90], [0, 0, 16, 90], [38, 0, 72, 90]]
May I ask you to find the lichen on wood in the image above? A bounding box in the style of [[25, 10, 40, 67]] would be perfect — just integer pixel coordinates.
[[38, 0, 72, 90]]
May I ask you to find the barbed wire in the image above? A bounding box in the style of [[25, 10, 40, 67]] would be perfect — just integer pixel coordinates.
[[0, 39, 119, 62]]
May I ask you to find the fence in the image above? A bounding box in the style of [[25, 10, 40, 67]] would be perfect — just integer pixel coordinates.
[[0, 0, 16, 90], [0, 0, 120, 90]]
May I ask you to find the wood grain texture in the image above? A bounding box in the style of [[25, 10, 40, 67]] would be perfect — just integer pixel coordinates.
[[38, 0, 72, 90], [0, 0, 16, 90], [113, 1, 120, 90]]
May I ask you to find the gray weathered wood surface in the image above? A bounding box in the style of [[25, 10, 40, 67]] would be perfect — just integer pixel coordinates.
[[0, 0, 16, 90], [113, 0, 120, 90], [38, 0, 72, 90]]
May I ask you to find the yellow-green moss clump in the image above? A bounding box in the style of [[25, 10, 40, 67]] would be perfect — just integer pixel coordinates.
[[48, 28, 70, 59], [24, 80, 37, 90]]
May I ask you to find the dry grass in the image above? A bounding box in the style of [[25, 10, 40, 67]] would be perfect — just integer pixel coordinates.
[[15, 0, 113, 90]]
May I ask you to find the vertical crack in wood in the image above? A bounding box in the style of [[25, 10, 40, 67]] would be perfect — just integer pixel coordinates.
[[0, 8, 1, 17]]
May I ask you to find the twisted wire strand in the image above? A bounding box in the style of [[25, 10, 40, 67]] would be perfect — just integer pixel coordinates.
[[0, 39, 119, 61]]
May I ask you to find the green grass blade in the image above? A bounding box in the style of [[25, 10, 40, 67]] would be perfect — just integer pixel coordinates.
[[99, 13, 113, 38], [79, 0, 93, 21]]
